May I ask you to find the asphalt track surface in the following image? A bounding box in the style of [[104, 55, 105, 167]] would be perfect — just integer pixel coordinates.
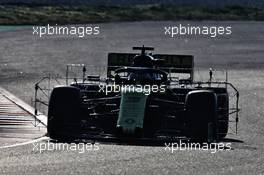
[[0, 21, 263, 175]]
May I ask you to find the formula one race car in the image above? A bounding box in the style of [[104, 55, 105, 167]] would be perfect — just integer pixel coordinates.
[[43, 46, 240, 142]]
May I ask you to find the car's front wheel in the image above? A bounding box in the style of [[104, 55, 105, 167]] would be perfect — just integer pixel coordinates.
[[185, 90, 218, 142], [47, 86, 81, 140]]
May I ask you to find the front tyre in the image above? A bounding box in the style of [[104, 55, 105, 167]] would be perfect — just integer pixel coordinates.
[[47, 86, 81, 140], [185, 90, 218, 142]]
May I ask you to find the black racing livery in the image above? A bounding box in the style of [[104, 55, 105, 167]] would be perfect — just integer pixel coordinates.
[[44, 46, 240, 142]]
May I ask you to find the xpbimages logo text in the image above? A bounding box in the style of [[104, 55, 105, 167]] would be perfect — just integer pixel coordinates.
[[98, 83, 166, 95], [32, 141, 100, 154], [32, 24, 100, 37], [164, 140, 232, 154], [164, 24, 232, 38]]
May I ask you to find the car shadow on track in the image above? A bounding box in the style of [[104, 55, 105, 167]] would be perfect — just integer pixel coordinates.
[[221, 137, 244, 143], [48, 136, 244, 150]]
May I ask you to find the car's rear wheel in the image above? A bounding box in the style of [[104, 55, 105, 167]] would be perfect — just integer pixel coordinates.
[[217, 93, 229, 138], [185, 90, 218, 142], [48, 86, 81, 140]]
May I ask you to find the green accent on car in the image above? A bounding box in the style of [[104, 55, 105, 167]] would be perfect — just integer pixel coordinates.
[[117, 91, 148, 134]]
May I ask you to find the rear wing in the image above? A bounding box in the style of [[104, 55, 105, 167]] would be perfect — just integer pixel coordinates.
[[107, 53, 194, 81]]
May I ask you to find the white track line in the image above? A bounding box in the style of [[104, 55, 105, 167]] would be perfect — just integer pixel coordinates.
[[0, 87, 47, 126], [0, 136, 50, 149]]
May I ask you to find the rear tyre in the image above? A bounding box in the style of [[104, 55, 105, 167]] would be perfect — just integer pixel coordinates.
[[47, 86, 81, 140], [217, 93, 229, 138], [185, 90, 218, 142]]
